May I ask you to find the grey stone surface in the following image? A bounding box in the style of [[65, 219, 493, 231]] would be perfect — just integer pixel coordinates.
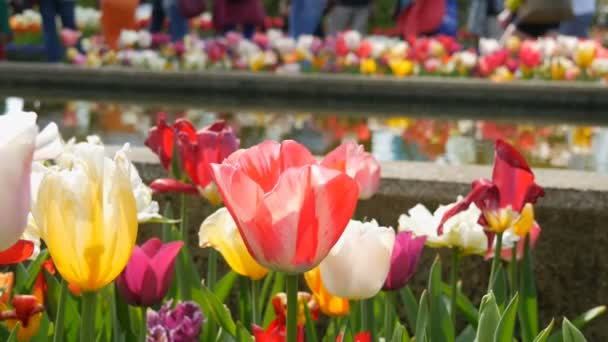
[[123, 146, 608, 339], [2, 62, 608, 124]]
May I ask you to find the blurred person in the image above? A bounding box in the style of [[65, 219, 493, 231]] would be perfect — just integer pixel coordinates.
[[40, 0, 77, 62], [326, 0, 373, 36], [101, 0, 139, 49], [149, 0, 189, 41], [287, 0, 327, 38], [499, 0, 573, 40], [437, 0, 459, 36], [0, 0, 9, 60], [213, 0, 265, 39], [560, 0, 595, 38], [396, 0, 446, 38], [468, 0, 504, 39]]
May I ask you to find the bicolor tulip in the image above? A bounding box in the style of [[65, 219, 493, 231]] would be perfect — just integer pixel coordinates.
[[116, 238, 183, 307], [320, 220, 395, 300], [400, 201, 488, 256], [145, 115, 240, 204], [211, 140, 359, 273], [33, 142, 138, 291], [485, 223, 542, 262], [0, 295, 44, 342], [147, 300, 204, 342], [321, 141, 381, 200], [383, 231, 426, 291], [439, 139, 544, 236], [304, 267, 349, 317], [0, 111, 38, 252], [199, 207, 268, 280]]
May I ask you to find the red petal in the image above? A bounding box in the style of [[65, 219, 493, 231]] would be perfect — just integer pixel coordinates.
[[354, 332, 372, 342], [438, 179, 497, 235], [0, 241, 34, 265], [149, 178, 198, 195], [493, 139, 543, 211], [12, 295, 43, 327], [145, 113, 174, 170]]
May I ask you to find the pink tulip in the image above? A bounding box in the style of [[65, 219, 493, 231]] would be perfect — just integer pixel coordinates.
[[321, 141, 381, 200], [116, 238, 183, 307], [383, 231, 426, 291], [60, 29, 81, 47], [211, 140, 359, 273]]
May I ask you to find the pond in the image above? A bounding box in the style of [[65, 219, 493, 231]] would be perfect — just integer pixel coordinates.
[[4, 95, 608, 173]]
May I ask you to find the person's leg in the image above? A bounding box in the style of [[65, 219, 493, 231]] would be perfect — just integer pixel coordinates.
[[169, 2, 188, 41], [326, 5, 351, 36], [289, 0, 326, 38], [560, 14, 594, 38], [243, 24, 256, 39], [41, 0, 62, 62], [58, 0, 76, 29], [350, 5, 370, 34], [150, 0, 166, 33]]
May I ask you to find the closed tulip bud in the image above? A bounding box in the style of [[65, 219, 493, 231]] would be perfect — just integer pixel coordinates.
[[383, 231, 426, 291], [199, 207, 269, 280], [320, 220, 395, 300], [116, 238, 183, 307], [321, 141, 381, 200], [33, 143, 138, 291]]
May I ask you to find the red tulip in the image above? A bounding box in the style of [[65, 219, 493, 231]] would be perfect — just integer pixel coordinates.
[[0, 240, 34, 266], [383, 231, 426, 291], [252, 292, 317, 342], [485, 222, 541, 261], [322, 141, 381, 200], [440, 139, 544, 236], [337, 332, 371, 342], [116, 238, 183, 307], [145, 114, 239, 201], [211, 140, 359, 273]]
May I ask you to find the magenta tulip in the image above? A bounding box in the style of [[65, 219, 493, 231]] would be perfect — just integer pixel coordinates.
[[383, 231, 426, 291], [116, 238, 183, 307]]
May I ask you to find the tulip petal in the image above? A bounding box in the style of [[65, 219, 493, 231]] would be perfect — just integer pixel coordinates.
[[145, 113, 174, 169], [304, 267, 349, 317], [149, 178, 199, 195], [383, 231, 426, 291], [140, 238, 163, 258], [0, 241, 34, 266], [151, 241, 183, 301], [493, 139, 544, 211], [33, 122, 63, 161], [438, 178, 497, 235]]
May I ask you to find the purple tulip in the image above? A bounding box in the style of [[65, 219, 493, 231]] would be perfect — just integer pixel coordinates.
[[383, 231, 426, 291], [116, 238, 183, 307], [147, 300, 204, 342]]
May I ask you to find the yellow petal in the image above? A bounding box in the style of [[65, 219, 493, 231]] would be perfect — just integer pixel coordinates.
[[513, 203, 534, 237], [304, 267, 349, 317], [199, 208, 268, 280]]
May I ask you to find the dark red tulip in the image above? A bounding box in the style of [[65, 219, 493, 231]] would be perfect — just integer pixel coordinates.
[[116, 238, 183, 307]]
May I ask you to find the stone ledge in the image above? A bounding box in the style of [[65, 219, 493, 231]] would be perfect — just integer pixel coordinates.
[[2, 62, 608, 124]]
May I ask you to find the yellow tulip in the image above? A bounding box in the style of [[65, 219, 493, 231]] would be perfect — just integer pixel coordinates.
[[33, 143, 138, 292], [390, 59, 414, 77], [199, 207, 269, 280], [575, 41, 596, 69], [360, 58, 377, 75], [304, 267, 349, 317]]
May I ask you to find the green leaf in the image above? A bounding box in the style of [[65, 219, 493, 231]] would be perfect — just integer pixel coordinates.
[[215, 271, 239, 304], [43, 270, 80, 341], [475, 292, 501, 342], [262, 272, 285, 327], [441, 282, 479, 328], [428, 256, 455, 342], [399, 286, 419, 333], [455, 325, 476, 342], [13, 263, 29, 294], [547, 306, 606, 342], [33, 312, 51, 341], [24, 250, 49, 292], [491, 264, 508, 310], [144, 217, 182, 225], [339, 318, 354, 342], [415, 290, 429, 342], [494, 293, 519, 342], [6, 322, 19, 342], [391, 322, 410, 342], [562, 318, 588, 342], [533, 319, 555, 342], [238, 277, 252, 331], [236, 321, 254, 342], [304, 299, 319, 342], [113, 283, 134, 341], [199, 282, 237, 337], [520, 235, 539, 342], [258, 272, 275, 311]]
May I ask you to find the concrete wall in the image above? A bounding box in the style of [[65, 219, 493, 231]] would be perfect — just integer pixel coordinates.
[[2, 62, 608, 125], [123, 146, 608, 339]]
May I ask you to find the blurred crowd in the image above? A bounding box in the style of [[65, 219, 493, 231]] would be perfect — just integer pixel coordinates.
[[0, 0, 603, 62]]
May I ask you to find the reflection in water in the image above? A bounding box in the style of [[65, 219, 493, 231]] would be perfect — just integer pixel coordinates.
[[3, 97, 606, 173]]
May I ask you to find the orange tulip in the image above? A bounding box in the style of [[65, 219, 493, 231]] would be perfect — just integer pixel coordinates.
[[304, 267, 349, 317]]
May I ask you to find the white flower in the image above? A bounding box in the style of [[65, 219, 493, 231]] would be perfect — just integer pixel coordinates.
[[556, 35, 578, 57], [479, 38, 500, 56], [119, 30, 139, 48], [296, 34, 315, 52], [137, 30, 152, 49], [389, 41, 409, 59], [320, 219, 395, 300], [343, 30, 362, 50], [273, 37, 296, 56], [456, 51, 477, 69], [398, 200, 488, 255], [591, 58, 608, 75]]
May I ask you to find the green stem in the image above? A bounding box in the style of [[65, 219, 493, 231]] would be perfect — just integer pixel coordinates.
[[52, 279, 68, 342], [286, 274, 298, 342], [450, 248, 461, 327], [508, 246, 518, 297], [80, 291, 98, 342], [384, 292, 394, 339], [140, 307, 148, 342], [207, 249, 218, 291], [489, 232, 503, 292], [180, 194, 188, 246], [361, 298, 376, 340], [251, 278, 259, 325]]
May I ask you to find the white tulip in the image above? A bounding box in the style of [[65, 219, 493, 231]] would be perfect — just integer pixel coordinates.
[[399, 200, 488, 256], [0, 112, 38, 250], [320, 220, 395, 300]]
